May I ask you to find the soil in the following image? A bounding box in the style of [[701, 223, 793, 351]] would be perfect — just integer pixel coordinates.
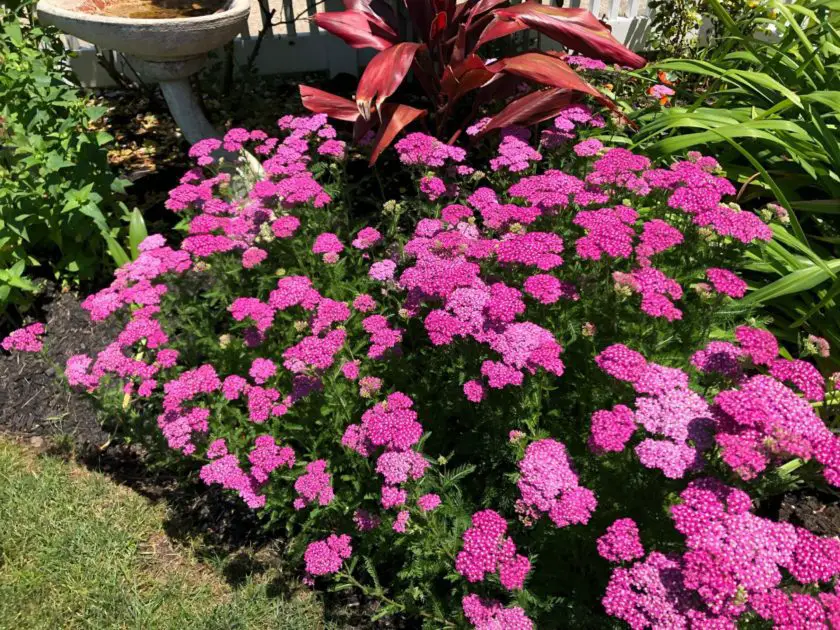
[[777, 492, 840, 538], [0, 291, 116, 445]]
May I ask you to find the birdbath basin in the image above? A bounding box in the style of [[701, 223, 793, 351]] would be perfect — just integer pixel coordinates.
[[37, 0, 250, 143]]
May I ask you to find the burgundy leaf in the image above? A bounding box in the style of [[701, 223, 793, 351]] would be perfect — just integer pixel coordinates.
[[474, 13, 527, 49], [369, 103, 427, 164], [488, 52, 630, 124], [466, 0, 507, 22], [313, 10, 398, 51], [430, 11, 448, 42], [492, 5, 646, 68], [300, 85, 360, 122], [342, 0, 399, 34], [356, 42, 424, 120], [440, 54, 494, 103], [487, 52, 603, 99], [475, 87, 573, 136]]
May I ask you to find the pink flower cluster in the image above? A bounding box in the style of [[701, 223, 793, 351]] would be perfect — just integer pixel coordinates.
[[1, 322, 45, 353], [597, 518, 645, 563], [462, 594, 533, 630], [304, 533, 352, 580], [516, 439, 597, 527], [455, 509, 531, 590], [594, 345, 715, 479], [293, 459, 334, 509], [490, 126, 542, 173], [394, 132, 465, 167], [342, 392, 428, 525], [604, 478, 840, 628]]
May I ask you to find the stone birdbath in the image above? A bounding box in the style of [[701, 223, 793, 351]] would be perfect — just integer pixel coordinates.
[[37, 0, 250, 143]]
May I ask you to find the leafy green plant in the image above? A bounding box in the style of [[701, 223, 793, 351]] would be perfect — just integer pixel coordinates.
[[0, 1, 134, 319], [628, 0, 840, 362], [646, 0, 703, 58]]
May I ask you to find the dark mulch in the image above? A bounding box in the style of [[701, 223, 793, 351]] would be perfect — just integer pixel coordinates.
[[778, 492, 840, 538], [0, 291, 116, 445]]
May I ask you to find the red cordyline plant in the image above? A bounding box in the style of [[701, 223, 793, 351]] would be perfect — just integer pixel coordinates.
[[301, 0, 646, 162]]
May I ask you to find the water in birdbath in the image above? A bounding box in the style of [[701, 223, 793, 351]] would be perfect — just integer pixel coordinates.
[[76, 0, 229, 18]]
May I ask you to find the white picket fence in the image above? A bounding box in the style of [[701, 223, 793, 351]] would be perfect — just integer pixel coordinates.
[[66, 0, 652, 87]]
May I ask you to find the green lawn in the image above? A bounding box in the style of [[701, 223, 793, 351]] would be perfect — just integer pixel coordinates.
[[0, 438, 325, 630]]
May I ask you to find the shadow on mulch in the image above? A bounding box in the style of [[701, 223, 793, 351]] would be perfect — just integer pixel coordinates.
[[0, 290, 400, 628]]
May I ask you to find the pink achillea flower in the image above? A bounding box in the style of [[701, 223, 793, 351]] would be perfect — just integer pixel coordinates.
[[595, 344, 648, 383], [229, 297, 275, 333], [706, 268, 748, 299], [481, 360, 524, 389], [417, 493, 441, 512], [455, 509, 531, 590], [573, 138, 604, 157], [352, 227, 382, 250], [525, 275, 578, 304], [462, 595, 533, 630], [496, 232, 564, 270], [248, 435, 295, 483], [293, 459, 334, 509], [509, 430, 525, 442], [317, 139, 346, 159], [420, 175, 448, 201], [283, 329, 346, 373], [393, 510, 410, 532], [381, 485, 408, 509], [735, 326, 779, 366], [304, 534, 352, 578], [312, 233, 344, 262], [463, 379, 485, 402], [629, 267, 683, 321], [691, 341, 743, 377], [1, 322, 45, 353], [248, 358, 276, 384], [310, 299, 350, 335], [441, 204, 473, 224], [597, 518, 645, 563], [199, 454, 265, 508], [206, 438, 228, 459], [517, 439, 596, 528], [566, 54, 607, 70], [352, 293, 377, 313], [375, 450, 428, 485], [369, 260, 397, 281], [490, 126, 542, 173], [508, 170, 586, 211], [340, 360, 360, 381], [222, 375, 248, 400], [346, 392, 422, 455], [590, 405, 636, 453], [362, 314, 403, 359], [394, 132, 465, 167], [768, 358, 825, 401], [573, 205, 638, 260], [241, 247, 267, 269], [635, 438, 701, 479], [636, 219, 683, 262], [271, 215, 301, 238], [715, 374, 840, 484]]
